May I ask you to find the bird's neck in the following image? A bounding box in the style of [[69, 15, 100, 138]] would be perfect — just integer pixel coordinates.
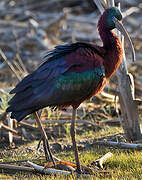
[[99, 28, 117, 47], [98, 23, 123, 78]]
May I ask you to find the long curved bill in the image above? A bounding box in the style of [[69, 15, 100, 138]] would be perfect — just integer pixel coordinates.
[[113, 17, 136, 62]]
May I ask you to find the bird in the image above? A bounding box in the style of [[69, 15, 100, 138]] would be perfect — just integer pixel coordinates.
[[7, 7, 135, 173]]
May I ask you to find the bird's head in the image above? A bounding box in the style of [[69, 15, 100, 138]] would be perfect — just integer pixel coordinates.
[[100, 7, 135, 61], [107, 7, 122, 30]]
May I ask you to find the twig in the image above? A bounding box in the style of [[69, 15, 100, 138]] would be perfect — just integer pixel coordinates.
[[13, 60, 25, 75], [100, 0, 107, 8], [102, 119, 121, 126], [8, 113, 14, 146], [107, 0, 114, 7], [122, 7, 140, 18], [24, 119, 101, 128], [0, 121, 18, 134], [94, 141, 142, 150], [101, 91, 116, 101], [91, 152, 113, 169], [0, 49, 21, 81], [0, 20, 28, 28], [27, 161, 94, 175], [19, 121, 38, 130], [16, 53, 28, 75], [0, 88, 10, 95], [93, 0, 105, 14], [13, 29, 28, 75], [0, 163, 34, 173], [27, 161, 71, 175]]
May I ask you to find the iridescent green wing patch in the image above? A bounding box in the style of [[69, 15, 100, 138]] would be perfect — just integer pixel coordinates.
[[55, 66, 105, 92]]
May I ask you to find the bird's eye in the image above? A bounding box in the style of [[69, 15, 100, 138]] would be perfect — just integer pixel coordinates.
[[112, 16, 115, 20]]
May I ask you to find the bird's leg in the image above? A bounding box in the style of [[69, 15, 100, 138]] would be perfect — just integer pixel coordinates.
[[70, 108, 81, 173], [42, 138, 51, 161], [34, 112, 56, 166], [37, 135, 51, 162]]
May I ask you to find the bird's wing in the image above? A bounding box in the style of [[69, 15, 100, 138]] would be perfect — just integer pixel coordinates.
[[10, 42, 105, 94], [7, 42, 106, 121]]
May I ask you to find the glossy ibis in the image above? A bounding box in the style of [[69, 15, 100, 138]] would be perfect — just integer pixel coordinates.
[[7, 7, 135, 173]]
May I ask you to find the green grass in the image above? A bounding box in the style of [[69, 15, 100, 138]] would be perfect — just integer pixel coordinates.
[[1, 125, 142, 179], [1, 147, 142, 179]]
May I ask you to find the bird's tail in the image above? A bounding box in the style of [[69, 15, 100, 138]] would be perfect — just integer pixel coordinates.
[[6, 108, 33, 122]]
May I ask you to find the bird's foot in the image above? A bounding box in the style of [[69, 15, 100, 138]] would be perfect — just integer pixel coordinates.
[[37, 137, 56, 166], [76, 165, 93, 175]]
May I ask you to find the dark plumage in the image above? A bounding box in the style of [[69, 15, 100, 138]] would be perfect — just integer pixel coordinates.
[[7, 42, 106, 121]]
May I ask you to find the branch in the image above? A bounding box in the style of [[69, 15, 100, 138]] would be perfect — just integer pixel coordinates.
[[0, 164, 34, 173], [0, 122, 18, 134], [123, 7, 140, 18], [24, 119, 102, 129], [27, 161, 71, 175], [19, 121, 38, 130], [94, 141, 142, 150], [0, 49, 21, 81], [8, 113, 14, 146], [101, 91, 116, 101], [107, 0, 114, 7], [93, 0, 105, 14]]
